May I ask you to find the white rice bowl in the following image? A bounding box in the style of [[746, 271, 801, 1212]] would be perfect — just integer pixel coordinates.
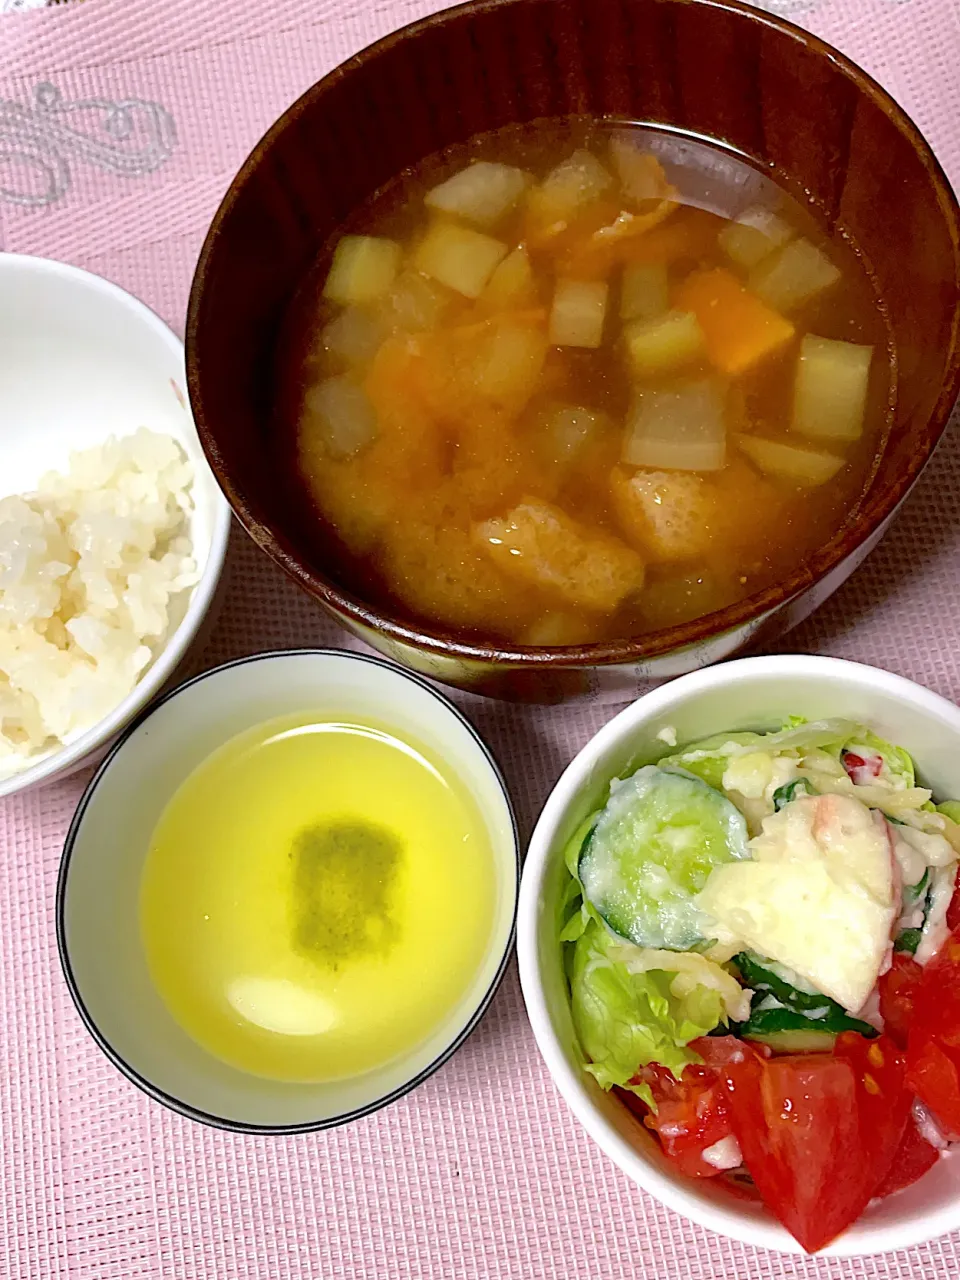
[[0, 429, 199, 777]]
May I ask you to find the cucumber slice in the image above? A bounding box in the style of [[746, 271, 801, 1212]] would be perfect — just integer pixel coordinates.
[[747, 1026, 838, 1054], [733, 952, 831, 1013], [739, 1003, 877, 1041], [732, 954, 878, 1042], [578, 765, 749, 950]]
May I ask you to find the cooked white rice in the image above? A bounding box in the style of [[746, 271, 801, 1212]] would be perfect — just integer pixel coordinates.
[[0, 429, 199, 774]]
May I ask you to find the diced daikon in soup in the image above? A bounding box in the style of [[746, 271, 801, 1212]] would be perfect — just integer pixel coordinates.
[[277, 119, 894, 645]]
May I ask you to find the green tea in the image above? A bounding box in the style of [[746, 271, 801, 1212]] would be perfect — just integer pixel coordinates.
[[140, 714, 496, 1081]]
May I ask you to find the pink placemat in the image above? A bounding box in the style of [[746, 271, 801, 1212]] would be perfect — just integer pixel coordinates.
[[2, 1, 960, 1276]]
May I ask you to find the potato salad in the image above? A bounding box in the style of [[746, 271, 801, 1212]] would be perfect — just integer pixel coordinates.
[[561, 718, 960, 1251]]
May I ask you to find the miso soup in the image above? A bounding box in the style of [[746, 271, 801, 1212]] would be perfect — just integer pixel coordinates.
[[278, 118, 894, 646]]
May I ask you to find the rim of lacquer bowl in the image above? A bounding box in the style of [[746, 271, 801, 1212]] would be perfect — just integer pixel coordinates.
[[186, 0, 960, 672]]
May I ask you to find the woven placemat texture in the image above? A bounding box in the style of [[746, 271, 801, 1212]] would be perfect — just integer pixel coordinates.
[[1, 1, 959, 1276]]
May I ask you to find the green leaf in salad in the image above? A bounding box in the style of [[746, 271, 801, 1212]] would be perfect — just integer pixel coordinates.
[[904, 868, 930, 905], [893, 870, 937, 955], [558, 814, 602, 944], [661, 718, 923, 793], [800, 726, 955, 832], [570, 918, 725, 1102], [772, 778, 811, 811], [934, 801, 960, 856], [720, 718, 862, 756], [558, 876, 585, 943], [733, 951, 822, 1012], [662, 719, 960, 840], [657, 718, 860, 793], [894, 929, 923, 956], [657, 730, 766, 790]]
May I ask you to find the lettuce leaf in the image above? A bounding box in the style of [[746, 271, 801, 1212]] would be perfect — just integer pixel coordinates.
[[657, 731, 763, 790], [748, 719, 861, 755], [570, 918, 724, 1100], [660, 719, 926, 800], [558, 813, 602, 943], [937, 800, 960, 824], [659, 720, 862, 788]]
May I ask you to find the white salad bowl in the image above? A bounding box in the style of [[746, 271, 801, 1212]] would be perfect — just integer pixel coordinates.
[[0, 253, 231, 799], [58, 649, 519, 1132], [517, 654, 960, 1256]]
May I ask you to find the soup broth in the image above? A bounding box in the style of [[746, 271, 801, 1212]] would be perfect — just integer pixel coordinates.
[[279, 119, 894, 646]]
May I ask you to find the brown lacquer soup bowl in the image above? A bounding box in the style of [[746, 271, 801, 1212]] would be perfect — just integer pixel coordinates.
[[186, 0, 960, 702]]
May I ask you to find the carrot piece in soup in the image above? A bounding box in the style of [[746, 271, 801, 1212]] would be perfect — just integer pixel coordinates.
[[674, 267, 795, 375], [557, 202, 678, 279]]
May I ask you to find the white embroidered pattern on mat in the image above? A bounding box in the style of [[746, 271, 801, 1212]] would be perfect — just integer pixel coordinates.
[[0, 81, 175, 205]]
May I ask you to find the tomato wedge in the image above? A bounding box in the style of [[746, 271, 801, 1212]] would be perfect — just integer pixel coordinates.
[[629, 1063, 731, 1178], [874, 1110, 939, 1199], [947, 868, 960, 933], [834, 1032, 910, 1177], [878, 952, 923, 1048], [622, 1037, 747, 1178], [721, 1052, 862, 1252], [906, 928, 960, 1134], [907, 1039, 960, 1134], [719, 1035, 907, 1253]]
